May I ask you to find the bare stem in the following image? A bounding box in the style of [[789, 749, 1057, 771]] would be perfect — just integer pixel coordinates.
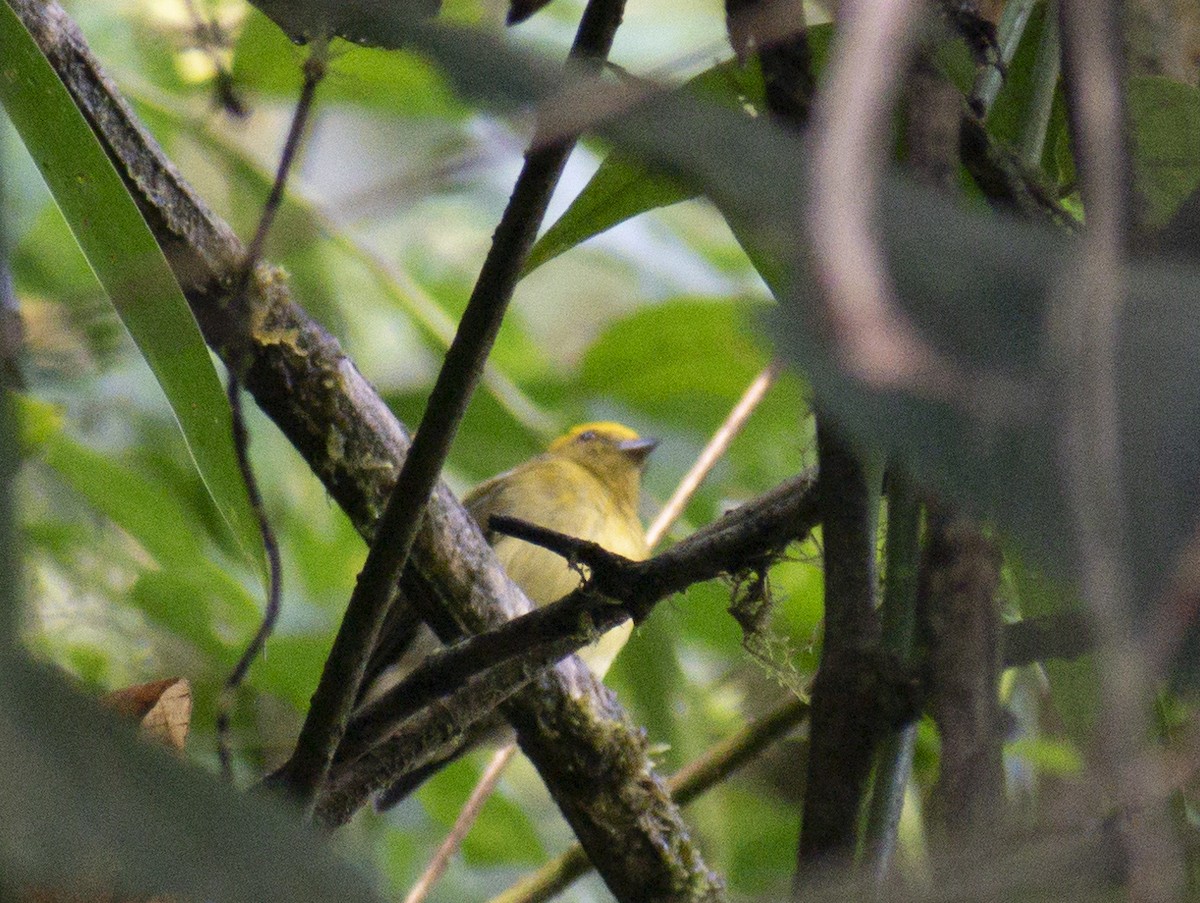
[[647, 361, 780, 547], [403, 745, 518, 903]]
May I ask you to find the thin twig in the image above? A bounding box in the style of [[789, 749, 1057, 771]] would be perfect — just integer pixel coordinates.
[[215, 48, 323, 781], [969, 0, 1038, 117], [239, 45, 326, 287], [272, 0, 629, 820], [488, 697, 810, 903], [403, 745, 518, 903], [646, 361, 780, 548], [216, 377, 283, 781]]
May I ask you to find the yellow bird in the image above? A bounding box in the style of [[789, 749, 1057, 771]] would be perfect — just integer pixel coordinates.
[[356, 421, 656, 801], [463, 421, 655, 675]]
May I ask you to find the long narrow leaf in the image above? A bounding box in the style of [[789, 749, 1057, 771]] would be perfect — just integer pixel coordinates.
[[0, 2, 264, 579]]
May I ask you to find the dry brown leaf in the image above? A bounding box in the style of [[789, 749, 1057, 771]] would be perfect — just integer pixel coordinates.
[[101, 678, 192, 752]]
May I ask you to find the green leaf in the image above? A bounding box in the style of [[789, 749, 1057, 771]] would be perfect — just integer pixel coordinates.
[[258, 634, 335, 709], [0, 5, 265, 579], [722, 788, 803, 891], [987, 6, 1052, 146], [0, 651, 384, 902], [524, 153, 694, 275], [1128, 76, 1200, 230], [418, 756, 544, 864], [524, 57, 770, 276], [1005, 736, 1084, 776], [578, 300, 770, 425], [460, 790, 545, 865], [572, 298, 808, 529], [22, 397, 203, 568]]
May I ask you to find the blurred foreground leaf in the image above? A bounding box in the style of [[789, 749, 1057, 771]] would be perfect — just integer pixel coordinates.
[[247, 0, 440, 47], [234, 9, 464, 118], [0, 651, 383, 901]]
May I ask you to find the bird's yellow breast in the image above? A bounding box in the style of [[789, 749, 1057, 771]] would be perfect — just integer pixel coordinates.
[[464, 456, 646, 675]]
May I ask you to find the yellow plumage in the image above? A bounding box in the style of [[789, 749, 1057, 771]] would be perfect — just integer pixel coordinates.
[[361, 420, 654, 701], [354, 422, 656, 805], [463, 420, 654, 675]]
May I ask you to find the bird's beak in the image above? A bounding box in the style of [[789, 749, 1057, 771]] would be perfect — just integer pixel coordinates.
[[618, 436, 658, 466]]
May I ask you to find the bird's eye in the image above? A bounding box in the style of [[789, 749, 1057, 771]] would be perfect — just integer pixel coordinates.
[[577, 430, 598, 442]]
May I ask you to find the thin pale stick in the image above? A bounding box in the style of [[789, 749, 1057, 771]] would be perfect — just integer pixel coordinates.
[[646, 359, 781, 548], [405, 362, 781, 900], [404, 744, 519, 903]]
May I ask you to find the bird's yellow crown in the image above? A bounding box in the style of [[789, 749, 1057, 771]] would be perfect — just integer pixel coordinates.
[[547, 421, 642, 452]]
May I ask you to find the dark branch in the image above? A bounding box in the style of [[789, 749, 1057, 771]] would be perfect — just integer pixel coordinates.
[[797, 419, 884, 877], [1002, 609, 1091, 668], [317, 648, 553, 827]]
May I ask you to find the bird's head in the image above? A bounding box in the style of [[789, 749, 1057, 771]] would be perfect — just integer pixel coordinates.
[[547, 421, 657, 507]]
